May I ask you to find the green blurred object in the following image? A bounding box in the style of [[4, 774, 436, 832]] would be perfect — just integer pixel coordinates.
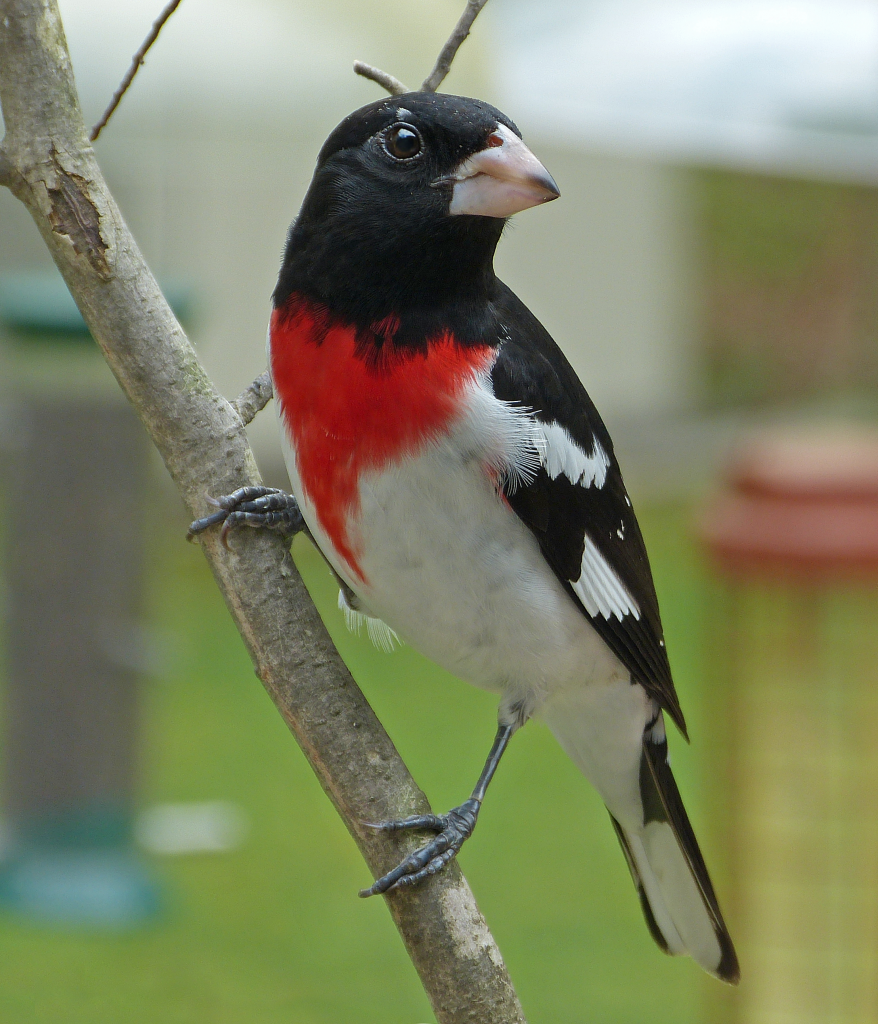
[[0, 399, 162, 931], [0, 272, 193, 341], [0, 303, 176, 931], [698, 171, 878, 411], [0, 805, 161, 929]]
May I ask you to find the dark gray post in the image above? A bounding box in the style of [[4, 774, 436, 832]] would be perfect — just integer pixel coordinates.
[[0, 275, 159, 925]]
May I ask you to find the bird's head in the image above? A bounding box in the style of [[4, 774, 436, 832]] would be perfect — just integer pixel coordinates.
[[276, 92, 559, 324], [313, 91, 559, 221]]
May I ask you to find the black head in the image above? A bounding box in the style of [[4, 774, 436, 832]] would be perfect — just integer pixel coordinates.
[[274, 93, 558, 339]]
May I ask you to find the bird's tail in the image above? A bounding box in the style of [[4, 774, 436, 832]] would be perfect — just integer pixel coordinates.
[[611, 730, 739, 983], [543, 691, 739, 983]]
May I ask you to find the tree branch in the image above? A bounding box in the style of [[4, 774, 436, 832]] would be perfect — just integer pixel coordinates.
[[90, 0, 185, 142], [353, 61, 409, 97], [0, 2, 525, 1021], [0, 146, 15, 188], [232, 369, 273, 427], [421, 0, 490, 93]]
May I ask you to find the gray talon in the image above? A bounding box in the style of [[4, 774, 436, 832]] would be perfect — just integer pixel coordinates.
[[359, 798, 480, 897], [187, 486, 305, 543]]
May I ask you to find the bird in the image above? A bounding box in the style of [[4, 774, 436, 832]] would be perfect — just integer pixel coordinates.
[[190, 90, 739, 984]]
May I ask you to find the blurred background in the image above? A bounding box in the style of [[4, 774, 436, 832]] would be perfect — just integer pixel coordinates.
[[2, 0, 878, 1020]]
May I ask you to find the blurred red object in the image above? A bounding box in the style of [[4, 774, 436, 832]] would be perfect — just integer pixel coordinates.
[[698, 428, 878, 579]]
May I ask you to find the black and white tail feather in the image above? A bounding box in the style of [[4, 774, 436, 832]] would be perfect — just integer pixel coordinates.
[[542, 689, 738, 983], [611, 717, 739, 982]]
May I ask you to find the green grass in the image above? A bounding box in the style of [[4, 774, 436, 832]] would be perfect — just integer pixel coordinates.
[[0, 502, 719, 1023]]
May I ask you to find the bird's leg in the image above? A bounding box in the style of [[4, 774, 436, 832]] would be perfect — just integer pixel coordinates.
[[359, 723, 514, 897], [187, 486, 305, 547]]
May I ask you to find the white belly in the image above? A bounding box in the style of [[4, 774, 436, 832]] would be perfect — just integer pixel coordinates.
[[280, 422, 627, 719]]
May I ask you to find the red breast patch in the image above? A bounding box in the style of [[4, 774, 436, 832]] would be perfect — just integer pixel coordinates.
[[270, 293, 493, 581]]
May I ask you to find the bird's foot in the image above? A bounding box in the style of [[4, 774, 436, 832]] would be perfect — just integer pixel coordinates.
[[187, 486, 305, 547], [359, 797, 480, 897]]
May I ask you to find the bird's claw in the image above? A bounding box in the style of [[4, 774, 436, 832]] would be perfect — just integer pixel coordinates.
[[187, 486, 305, 546], [359, 798, 480, 897]]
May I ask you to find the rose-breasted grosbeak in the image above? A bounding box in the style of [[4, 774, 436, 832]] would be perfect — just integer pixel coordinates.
[[192, 92, 738, 983]]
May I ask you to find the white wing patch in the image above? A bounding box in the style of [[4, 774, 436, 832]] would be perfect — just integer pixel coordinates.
[[464, 369, 613, 495], [574, 535, 641, 621], [534, 420, 636, 619], [338, 589, 401, 653], [539, 421, 610, 488], [463, 366, 634, 620]]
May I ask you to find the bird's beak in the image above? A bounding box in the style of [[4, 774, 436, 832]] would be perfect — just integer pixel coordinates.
[[443, 123, 560, 218]]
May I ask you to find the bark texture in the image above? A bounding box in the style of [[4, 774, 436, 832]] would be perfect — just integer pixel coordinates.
[[0, 2, 526, 1021]]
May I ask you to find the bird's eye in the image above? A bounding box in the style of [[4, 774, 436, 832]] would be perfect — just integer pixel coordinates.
[[384, 123, 422, 161]]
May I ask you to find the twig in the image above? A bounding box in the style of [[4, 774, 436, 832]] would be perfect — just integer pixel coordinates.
[[233, 369, 273, 427], [421, 0, 490, 93], [0, 3, 526, 1021], [89, 0, 184, 142], [353, 61, 409, 97]]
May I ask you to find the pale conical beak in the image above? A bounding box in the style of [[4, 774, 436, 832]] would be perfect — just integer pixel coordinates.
[[443, 123, 560, 218]]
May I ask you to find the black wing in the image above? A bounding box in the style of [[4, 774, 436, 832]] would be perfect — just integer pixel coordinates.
[[489, 282, 686, 737]]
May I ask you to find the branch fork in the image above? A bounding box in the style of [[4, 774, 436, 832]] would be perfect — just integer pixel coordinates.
[[356, 0, 490, 98]]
